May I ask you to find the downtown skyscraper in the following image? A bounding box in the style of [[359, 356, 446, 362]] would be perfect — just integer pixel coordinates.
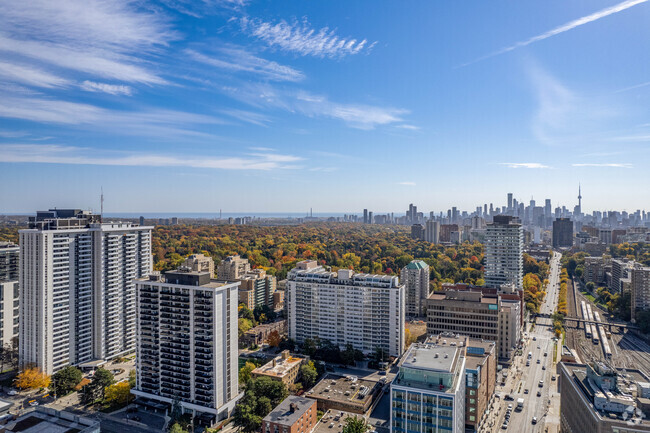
[[19, 209, 152, 374]]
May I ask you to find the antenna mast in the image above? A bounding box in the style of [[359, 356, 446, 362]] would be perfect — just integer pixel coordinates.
[[100, 187, 104, 221]]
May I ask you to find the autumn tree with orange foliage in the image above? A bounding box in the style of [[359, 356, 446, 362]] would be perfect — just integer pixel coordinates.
[[15, 367, 50, 389], [267, 330, 282, 347]]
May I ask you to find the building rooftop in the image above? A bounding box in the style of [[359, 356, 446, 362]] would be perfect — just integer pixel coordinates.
[[262, 396, 315, 426], [402, 334, 466, 373], [562, 362, 650, 425], [288, 262, 400, 289], [306, 374, 380, 412], [312, 410, 362, 433], [3, 407, 99, 433], [140, 269, 239, 290], [252, 351, 304, 378], [405, 260, 428, 270], [402, 345, 458, 372]]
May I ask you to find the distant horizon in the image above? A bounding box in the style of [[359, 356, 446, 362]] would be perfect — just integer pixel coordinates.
[[2, 205, 648, 219]]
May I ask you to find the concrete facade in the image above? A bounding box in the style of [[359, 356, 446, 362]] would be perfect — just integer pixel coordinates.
[[133, 269, 240, 420], [287, 261, 405, 358], [19, 209, 152, 374]]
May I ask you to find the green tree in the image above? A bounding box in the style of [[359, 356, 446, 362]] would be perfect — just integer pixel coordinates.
[[239, 361, 257, 385], [51, 366, 83, 397], [239, 318, 253, 338], [300, 361, 318, 389], [239, 305, 255, 322], [81, 367, 114, 404], [233, 377, 289, 433], [342, 416, 368, 433], [128, 370, 136, 388], [104, 382, 133, 406], [302, 338, 317, 357], [169, 423, 189, 433]]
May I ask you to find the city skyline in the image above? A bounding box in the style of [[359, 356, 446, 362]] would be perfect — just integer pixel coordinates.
[[1, 1, 650, 212], [2, 186, 648, 216]]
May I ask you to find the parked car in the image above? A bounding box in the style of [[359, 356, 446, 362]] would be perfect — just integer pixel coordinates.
[[7, 390, 18, 396]]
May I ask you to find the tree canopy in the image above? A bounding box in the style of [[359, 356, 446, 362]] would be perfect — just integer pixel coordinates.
[[233, 376, 288, 433]]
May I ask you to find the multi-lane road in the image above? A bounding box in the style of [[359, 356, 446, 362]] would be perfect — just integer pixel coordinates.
[[490, 252, 562, 433]]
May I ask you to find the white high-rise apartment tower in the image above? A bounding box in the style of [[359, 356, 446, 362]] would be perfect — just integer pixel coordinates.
[[19, 209, 152, 374], [287, 261, 405, 357], [133, 269, 240, 420], [484, 215, 523, 289], [401, 260, 430, 317]]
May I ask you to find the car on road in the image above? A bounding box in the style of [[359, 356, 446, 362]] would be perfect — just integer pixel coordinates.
[[537, 391, 542, 397], [539, 380, 544, 387], [524, 389, 529, 394], [532, 417, 537, 424], [7, 390, 18, 396], [544, 352, 548, 357], [552, 375, 556, 381], [502, 423, 508, 430], [537, 359, 540, 364], [542, 365, 546, 370], [533, 337, 536, 341], [29, 400, 38, 407]]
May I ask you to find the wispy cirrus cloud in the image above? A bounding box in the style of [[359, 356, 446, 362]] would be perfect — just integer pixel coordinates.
[[159, 0, 247, 17], [464, 0, 648, 66], [0, 61, 71, 88], [0, 0, 175, 85], [239, 17, 375, 58], [80, 80, 132, 96], [499, 162, 552, 169], [0, 144, 302, 171], [222, 83, 408, 130], [221, 109, 272, 126], [187, 47, 304, 82], [398, 181, 416, 186], [572, 163, 633, 168], [0, 95, 227, 139]]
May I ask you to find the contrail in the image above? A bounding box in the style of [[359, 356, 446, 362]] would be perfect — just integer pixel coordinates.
[[460, 0, 648, 67]]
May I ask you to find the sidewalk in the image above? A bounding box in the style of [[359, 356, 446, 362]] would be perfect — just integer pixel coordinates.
[[544, 342, 561, 433]]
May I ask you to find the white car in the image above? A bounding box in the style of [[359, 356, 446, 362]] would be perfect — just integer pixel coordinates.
[[29, 401, 39, 407], [7, 390, 18, 396]]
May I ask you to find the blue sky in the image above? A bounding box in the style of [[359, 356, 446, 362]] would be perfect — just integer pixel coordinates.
[[1, 0, 649, 214]]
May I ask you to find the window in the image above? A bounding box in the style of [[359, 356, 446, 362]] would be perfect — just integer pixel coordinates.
[[469, 415, 475, 422]]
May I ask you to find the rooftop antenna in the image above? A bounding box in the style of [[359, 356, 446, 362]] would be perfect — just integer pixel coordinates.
[[100, 187, 104, 222]]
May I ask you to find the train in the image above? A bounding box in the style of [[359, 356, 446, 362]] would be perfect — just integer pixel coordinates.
[[592, 311, 600, 345], [580, 301, 592, 339], [600, 325, 612, 359], [581, 301, 592, 339], [593, 311, 612, 359]]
